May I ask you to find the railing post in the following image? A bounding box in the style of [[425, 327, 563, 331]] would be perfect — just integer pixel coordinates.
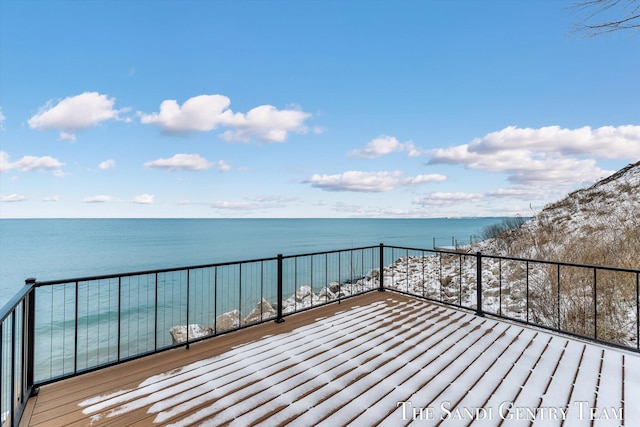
[[24, 278, 37, 396], [379, 243, 385, 291], [636, 272, 639, 351], [276, 254, 284, 323], [475, 253, 484, 317], [636, 273, 640, 350]]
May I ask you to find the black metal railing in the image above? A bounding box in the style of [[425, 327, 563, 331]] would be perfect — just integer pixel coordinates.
[[380, 245, 640, 351], [1, 243, 639, 427]]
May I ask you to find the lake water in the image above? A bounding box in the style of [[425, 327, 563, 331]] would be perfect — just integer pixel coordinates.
[[0, 218, 507, 308]]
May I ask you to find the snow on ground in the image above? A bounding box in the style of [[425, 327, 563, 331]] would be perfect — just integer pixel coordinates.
[[80, 297, 640, 426]]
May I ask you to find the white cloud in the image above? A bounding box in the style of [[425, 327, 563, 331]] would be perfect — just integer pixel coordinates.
[[305, 171, 403, 192], [139, 95, 311, 142], [217, 160, 231, 172], [99, 159, 116, 170], [485, 187, 547, 200], [403, 174, 447, 186], [0, 107, 5, 130], [413, 192, 484, 207], [427, 125, 638, 187], [469, 125, 640, 158], [0, 151, 65, 173], [13, 156, 64, 172], [219, 104, 311, 143], [0, 194, 26, 202], [133, 194, 154, 204], [144, 154, 213, 172], [42, 195, 62, 202], [348, 135, 423, 158], [304, 171, 446, 192], [28, 92, 127, 141], [82, 195, 115, 203], [210, 201, 265, 210], [253, 195, 298, 203], [0, 151, 9, 172], [139, 95, 232, 133], [210, 195, 296, 211]]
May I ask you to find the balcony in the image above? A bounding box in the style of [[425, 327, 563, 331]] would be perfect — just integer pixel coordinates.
[[3, 244, 639, 426]]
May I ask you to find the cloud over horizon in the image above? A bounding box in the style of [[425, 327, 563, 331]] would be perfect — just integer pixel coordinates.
[[133, 194, 154, 204], [427, 125, 638, 187], [413, 192, 484, 207], [139, 94, 312, 142], [143, 154, 213, 172], [0, 194, 26, 203], [304, 171, 446, 192], [82, 195, 116, 203]]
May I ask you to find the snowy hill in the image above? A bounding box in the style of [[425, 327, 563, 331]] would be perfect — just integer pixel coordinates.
[[478, 160, 640, 268], [378, 161, 640, 347]]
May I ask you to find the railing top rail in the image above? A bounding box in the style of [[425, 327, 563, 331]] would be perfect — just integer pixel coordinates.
[[32, 254, 280, 287], [1, 282, 33, 323], [479, 252, 640, 274], [280, 244, 380, 260], [383, 244, 640, 274]]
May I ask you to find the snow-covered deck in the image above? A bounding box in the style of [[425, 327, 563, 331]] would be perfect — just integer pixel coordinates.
[[21, 292, 640, 426]]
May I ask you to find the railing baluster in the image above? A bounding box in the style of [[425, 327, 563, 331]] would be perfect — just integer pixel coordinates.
[[499, 259, 502, 317], [214, 266, 219, 332], [237, 265, 241, 329], [378, 244, 384, 292], [325, 253, 329, 299], [636, 273, 640, 350], [117, 276, 122, 361], [476, 252, 483, 317], [11, 304, 16, 427], [350, 250, 354, 295], [74, 281, 78, 374], [422, 250, 426, 298], [154, 272, 158, 352], [338, 251, 342, 303], [557, 265, 561, 330], [439, 252, 442, 302], [186, 269, 190, 349], [526, 261, 529, 324], [594, 268, 597, 340], [459, 255, 462, 307]]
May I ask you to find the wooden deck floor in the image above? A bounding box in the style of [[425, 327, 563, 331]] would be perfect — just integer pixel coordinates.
[[21, 292, 640, 426]]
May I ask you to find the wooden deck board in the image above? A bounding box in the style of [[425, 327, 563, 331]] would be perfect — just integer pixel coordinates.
[[22, 292, 640, 426]]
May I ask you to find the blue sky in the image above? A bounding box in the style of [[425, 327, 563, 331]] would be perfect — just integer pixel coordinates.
[[1, 0, 638, 218]]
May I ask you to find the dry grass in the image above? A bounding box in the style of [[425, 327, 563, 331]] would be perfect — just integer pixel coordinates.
[[479, 163, 640, 346]]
